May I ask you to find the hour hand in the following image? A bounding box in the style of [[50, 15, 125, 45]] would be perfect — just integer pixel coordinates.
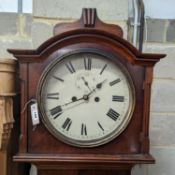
[[96, 79, 107, 89]]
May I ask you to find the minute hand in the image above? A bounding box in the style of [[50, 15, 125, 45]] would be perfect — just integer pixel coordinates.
[[62, 96, 84, 107]]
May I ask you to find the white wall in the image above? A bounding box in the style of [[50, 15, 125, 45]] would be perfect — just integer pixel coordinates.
[[1, 0, 175, 19], [144, 0, 175, 19]]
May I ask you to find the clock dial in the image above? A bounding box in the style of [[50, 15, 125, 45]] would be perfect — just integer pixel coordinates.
[[37, 51, 135, 147]]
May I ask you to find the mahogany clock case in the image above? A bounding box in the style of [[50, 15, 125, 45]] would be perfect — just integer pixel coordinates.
[[8, 8, 166, 170], [18, 45, 143, 154]]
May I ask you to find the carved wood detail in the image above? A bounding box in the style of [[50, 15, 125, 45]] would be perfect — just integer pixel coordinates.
[[0, 59, 18, 175], [82, 8, 96, 27], [0, 97, 14, 150], [0, 59, 17, 150], [52, 8, 123, 37]]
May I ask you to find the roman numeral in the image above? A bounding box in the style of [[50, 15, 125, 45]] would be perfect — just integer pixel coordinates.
[[47, 93, 59, 100], [109, 78, 121, 86], [65, 61, 76, 73], [84, 57, 92, 70], [81, 123, 87, 136], [62, 118, 72, 131], [97, 122, 104, 131], [112, 95, 124, 102], [50, 105, 62, 119], [52, 75, 64, 82], [106, 108, 119, 121], [100, 64, 107, 75]]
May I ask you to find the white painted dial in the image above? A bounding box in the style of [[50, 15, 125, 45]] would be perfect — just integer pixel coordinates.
[[37, 51, 135, 147]]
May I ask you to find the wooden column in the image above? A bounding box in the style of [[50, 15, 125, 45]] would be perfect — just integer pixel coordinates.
[[0, 58, 18, 175]]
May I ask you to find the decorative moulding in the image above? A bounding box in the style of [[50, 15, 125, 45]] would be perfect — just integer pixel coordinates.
[[0, 58, 18, 150]]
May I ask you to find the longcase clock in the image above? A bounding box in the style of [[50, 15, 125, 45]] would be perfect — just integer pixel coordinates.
[[8, 8, 166, 175]]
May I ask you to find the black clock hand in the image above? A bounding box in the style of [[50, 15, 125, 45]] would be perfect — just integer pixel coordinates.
[[62, 97, 84, 107], [81, 77, 92, 91], [87, 79, 107, 97], [62, 94, 89, 107], [96, 79, 107, 89], [51, 79, 107, 117], [62, 79, 107, 107]]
